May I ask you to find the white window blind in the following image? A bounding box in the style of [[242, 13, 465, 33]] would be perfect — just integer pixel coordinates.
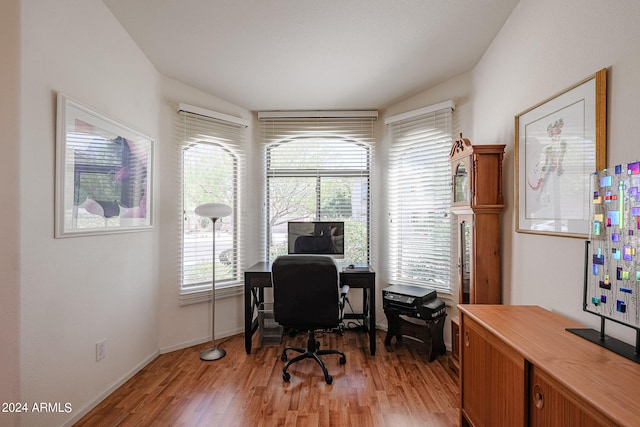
[[177, 108, 246, 304], [260, 115, 375, 263], [387, 105, 453, 291]]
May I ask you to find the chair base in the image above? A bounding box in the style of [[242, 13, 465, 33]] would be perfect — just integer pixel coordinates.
[[281, 329, 346, 384]]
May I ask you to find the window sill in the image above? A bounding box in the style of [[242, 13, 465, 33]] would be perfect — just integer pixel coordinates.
[[179, 282, 244, 306]]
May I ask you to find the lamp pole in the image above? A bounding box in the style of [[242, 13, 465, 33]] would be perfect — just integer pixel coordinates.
[[194, 203, 232, 361]]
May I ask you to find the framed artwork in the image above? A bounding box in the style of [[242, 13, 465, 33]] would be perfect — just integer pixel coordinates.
[[55, 93, 154, 237], [515, 68, 607, 238]]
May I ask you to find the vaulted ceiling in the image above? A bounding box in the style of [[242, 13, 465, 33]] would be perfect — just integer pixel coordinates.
[[104, 0, 519, 111]]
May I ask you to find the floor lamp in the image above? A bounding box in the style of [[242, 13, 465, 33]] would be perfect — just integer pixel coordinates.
[[195, 202, 232, 361]]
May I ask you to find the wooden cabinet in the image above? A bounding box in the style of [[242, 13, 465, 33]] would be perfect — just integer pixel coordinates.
[[459, 305, 640, 427], [449, 135, 505, 376], [449, 135, 505, 305], [461, 315, 525, 427], [529, 366, 604, 427]]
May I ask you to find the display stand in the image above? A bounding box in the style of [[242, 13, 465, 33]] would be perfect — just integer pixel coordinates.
[[567, 240, 640, 364], [567, 322, 640, 364]]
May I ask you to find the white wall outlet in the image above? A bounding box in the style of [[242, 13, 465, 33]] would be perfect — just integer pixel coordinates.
[[96, 339, 106, 362]]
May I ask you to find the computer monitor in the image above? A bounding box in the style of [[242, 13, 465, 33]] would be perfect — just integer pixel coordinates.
[[287, 221, 345, 258]]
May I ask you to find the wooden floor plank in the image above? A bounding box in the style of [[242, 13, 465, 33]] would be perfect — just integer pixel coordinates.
[[74, 329, 459, 426]]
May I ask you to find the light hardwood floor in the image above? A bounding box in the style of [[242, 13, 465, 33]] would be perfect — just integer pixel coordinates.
[[74, 329, 459, 426]]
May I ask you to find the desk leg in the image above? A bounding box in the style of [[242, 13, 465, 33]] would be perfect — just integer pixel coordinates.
[[244, 286, 252, 354], [244, 287, 263, 354], [368, 286, 376, 355]]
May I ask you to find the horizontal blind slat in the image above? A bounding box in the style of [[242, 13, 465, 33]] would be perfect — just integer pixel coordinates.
[[261, 115, 375, 263], [176, 110, 245, 295], [387, 106, 453, 291]]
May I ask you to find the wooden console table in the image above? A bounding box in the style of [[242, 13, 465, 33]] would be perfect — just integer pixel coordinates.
[[459, 305, 640, 426]]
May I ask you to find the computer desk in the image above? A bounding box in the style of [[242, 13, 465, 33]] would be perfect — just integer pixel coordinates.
[[244, 261, 376, 355]]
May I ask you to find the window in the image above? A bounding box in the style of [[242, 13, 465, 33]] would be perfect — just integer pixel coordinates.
[[386, 102, 454, 292], [177, 108, 246, 303], [260, 114, 376, 262]]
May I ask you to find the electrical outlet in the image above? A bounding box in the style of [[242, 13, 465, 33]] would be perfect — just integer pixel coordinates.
[[96, 339, 106, 362]]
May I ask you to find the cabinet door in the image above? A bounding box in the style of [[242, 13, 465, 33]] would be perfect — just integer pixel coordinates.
[[529, 366, 609, 427], [461, 316, 526, 427], [470, 212, 501, 304], [452, 156, 472, 207], [457, 216, 473, 304]]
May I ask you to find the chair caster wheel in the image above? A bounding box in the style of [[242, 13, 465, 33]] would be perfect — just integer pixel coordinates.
[[325, 375, 333, 385], [281, 353, 287, 362], [339, 356, 346, 365], [283, 372, 290, 382]]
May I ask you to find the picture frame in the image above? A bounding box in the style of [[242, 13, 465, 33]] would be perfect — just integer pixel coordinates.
[[515, 68, 607, 238], [55, 93, 154, 237]]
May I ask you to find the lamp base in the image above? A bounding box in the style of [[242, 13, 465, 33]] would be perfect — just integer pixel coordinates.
[[200, 346, 226, 361]]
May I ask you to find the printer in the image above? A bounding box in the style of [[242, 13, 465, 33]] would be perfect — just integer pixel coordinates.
[[382, 284, 446, 320]]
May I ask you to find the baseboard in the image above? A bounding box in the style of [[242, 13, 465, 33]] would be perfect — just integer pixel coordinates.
[[61, 349, 160, 427], [60, 327, 245, 426], [159, 337, 210, 354], [159, 326, 245, 354]]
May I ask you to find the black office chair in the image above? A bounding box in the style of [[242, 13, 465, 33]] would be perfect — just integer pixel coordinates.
[[272, 255, 347, 384]]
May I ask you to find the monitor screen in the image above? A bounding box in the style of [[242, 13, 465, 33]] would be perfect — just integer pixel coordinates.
[[287, 221, 345, 258]]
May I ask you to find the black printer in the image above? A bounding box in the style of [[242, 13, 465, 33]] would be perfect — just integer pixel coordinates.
[[382, 284, 446, 320]]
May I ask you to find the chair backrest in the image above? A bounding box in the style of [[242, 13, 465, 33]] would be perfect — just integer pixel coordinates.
[[293, 235, 333, 254], [272, 255, 340, 330]]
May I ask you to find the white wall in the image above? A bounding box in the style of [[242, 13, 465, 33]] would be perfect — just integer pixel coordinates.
[[0, 2, 21, 427], [14, 1, 255, 424], [474, 0, 640, 343], [19, 1, 161, 426], [156, 76, 252, 352], [383, 0, 640, 346]]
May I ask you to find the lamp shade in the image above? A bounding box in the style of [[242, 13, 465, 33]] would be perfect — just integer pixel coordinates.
[[194, 203, 232, 219]]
